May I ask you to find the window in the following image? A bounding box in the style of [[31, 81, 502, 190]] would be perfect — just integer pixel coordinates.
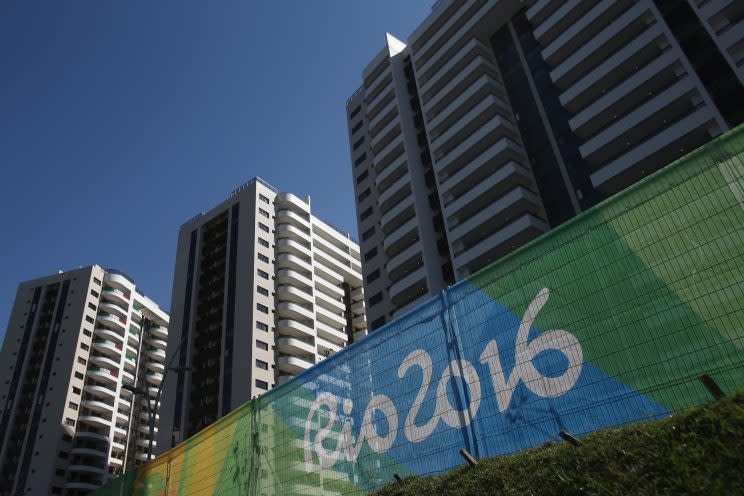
[[350, 105, 361, 118], [65, 418, 75, 426], [256, 322, 268, 332], [367, 269, 380, 283], [256, 359, 268, 370], [82, 329, 91, 337], [358, 188, 371, 202], [255, 379, 268, 390], [93, 277, 101, 286], [77, 357, 86, 365], [257, 286, 269, 297], [68, 402, 78, 411], [87, 302, 96, 311], [90, 289, 99, 298], [362, 226, 375, 241], [256, 303, 268, 314], [72, 386, 81, 395], [259, 193, 270, 204], [354, 153, 367, 167], [258, 237, 270, 248], [256, 340, 268, 351], [353, 137, 365, 150], [369, 292, 383, 306], [259, 208, 270, 218], [364, 247, 378, 262], [360, 207, 373, 221], [258, 253, 269, 263], [80, 343, 89, 351], [257, 269, 269, 280], [85, 316, 94, 324], [74, 372, 83, 380], [356, 170, 369, 184], [351, 121, 363, 134], [258, 222, 270, 233]]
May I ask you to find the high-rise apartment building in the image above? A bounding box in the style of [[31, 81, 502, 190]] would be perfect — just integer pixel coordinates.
[[158, 178, 366, 451], [347, 0, 744, 330], [0, 265, 169, 495]]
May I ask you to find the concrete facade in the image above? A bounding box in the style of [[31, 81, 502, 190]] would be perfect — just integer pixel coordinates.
[[158, 178, 366, 452], [0, 265, 169, 495], [347, 0, 744, 330]]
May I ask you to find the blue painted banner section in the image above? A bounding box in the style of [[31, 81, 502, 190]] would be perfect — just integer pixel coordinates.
[[284, 282, 669, 489]]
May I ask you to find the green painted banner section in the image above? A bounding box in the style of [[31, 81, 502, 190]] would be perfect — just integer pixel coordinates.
[[92, 125, 744, 495]]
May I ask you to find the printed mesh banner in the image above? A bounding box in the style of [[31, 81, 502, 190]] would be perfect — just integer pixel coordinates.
[[94, 124, 744, 495]]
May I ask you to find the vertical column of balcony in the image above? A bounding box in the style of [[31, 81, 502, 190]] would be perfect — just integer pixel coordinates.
[[409, 0, 548, 278], [186, 211, 228, 436], [526, 0, 726, 196], [274, 194, 316, 383], [0, 284, 59, 494], [687, 0, 744, 85], [310, 220, 364, 359]]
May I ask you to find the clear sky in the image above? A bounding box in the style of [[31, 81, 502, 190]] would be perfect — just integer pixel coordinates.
[[0, 1, 432, 343]]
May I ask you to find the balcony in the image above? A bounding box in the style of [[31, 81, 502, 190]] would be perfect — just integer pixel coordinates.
[[88, 367, 119, 384], [149, 325, 168, 339], [389, 265, 428, 306], [387, 243, 424, 282], [94, 327, 124, 344], [84, 384, 117, 400], [276, 253, 313, 274], [276, 284, 314, 305], [74, 430, 110, 444], [275, 269, 314, 289], [315, 305, 346, 328], [382, 216, 419, 258], [276, 192, 310, 214], [92, 339, 123, 359], [448, 187, 543, 246], [104, 272, 133, 292], [65, 482, 102, 491], [276, 319, 315, 339], [378, 174, 411, 214], [147, 347, 166, 362], [277, 337, 316, 356], [314, 290, 345, 313], [380, 194, 416, 235], [317, 336, 342, 356], [78, 413, 113, 429], [71, 447, 109, 459], [453, 214, 549, 276], [276, 238, 311, 258], [439, 137, 527, 199], [147, 336, 168, 349], [276, 222, 312, 243], [315, 320, 348, 344], [375, 153, 408, 193], [145, 371, 163, 385], [277, 356, 315, 375], [101, 287, 130, 306], [549, 2, 653, 89], [277, 302, 315, 321], [428, 73, 506, 138], [314, 277, 344, 299], [443, 160, 534, 220], [82, 399, 115, 414], [96, 312, 126, 331], [89, 354, 120, 371], [589, 106, 717, 195], [276, 208, 311, 229]]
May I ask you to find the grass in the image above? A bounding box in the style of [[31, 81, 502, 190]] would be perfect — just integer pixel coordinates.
[[373, 391, 744, 496]]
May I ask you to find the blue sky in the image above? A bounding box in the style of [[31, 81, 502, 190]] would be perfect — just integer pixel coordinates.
[[0, 1, 431, 342]]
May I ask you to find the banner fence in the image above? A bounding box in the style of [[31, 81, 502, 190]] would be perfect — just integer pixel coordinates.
[[94, 124, 744, 495]]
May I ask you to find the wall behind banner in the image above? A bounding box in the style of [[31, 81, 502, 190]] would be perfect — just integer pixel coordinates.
[[93, 125, 744, 496]]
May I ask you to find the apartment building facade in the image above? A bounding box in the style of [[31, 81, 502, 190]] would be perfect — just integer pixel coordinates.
[[157, 178, 366, 451], [348, 0, 744, 330], [0, 265, 169, 495]]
